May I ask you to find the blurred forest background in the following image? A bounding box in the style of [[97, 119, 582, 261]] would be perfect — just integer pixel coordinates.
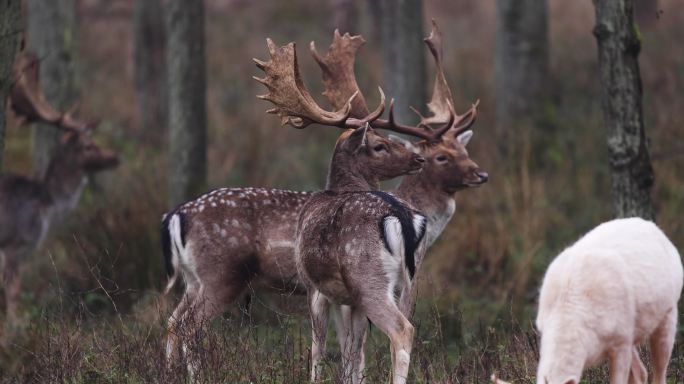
[[0, 0, 683, 381]]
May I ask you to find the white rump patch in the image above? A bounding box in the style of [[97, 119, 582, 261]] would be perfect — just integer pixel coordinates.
[[383, 216, 404, 258], [412, 214, 427, 241]]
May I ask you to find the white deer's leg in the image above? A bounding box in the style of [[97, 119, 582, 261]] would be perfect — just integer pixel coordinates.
[[363, 298, 414, 384], [609, 345, 633, 384], [649, 309, 677, 384], [309, 289, 330, 383], [628, 347, 647, 384]]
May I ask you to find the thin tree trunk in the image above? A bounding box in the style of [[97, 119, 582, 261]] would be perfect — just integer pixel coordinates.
[[0, 0, 22, 171], [494, 0, 549, 139], [167, 0, 207, 207], [134, 0, 167, 144], [377, 0, 426, 125], [593, 0, 655, 219], [26, 0, 76, 178]]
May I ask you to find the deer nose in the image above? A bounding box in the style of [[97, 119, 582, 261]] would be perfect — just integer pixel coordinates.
[[475, 170, 489, 183], [413, 155, 425, 163]]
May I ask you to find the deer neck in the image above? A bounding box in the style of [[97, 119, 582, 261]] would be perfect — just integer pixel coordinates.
[[325, 153, 378, 192], [395, 173, 455, 246], [43, 155, 87, 220]]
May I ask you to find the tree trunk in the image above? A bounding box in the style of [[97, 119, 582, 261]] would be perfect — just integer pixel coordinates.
[[330, 0, 358, 34], [377, 0, 426, 125], [593, 0, 655, 219], [167, 0, 207, 207], [494, 0, 549, 139], [0, 0, 22, 172], [134, 0, 167, 145], [26, 0, 76, 178]]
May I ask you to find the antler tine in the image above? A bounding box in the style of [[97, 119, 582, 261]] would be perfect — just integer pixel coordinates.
[[254, 38, 355, 129], [414, 19, 457, 128], [370, 99, 433, 141], [450, 100, 479, 137], [310, 29, 370, 119], [10, 53, 63, 126]]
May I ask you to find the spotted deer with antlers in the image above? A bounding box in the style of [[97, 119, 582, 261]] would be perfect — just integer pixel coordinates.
[[0, 53, 119, 323], [162, 22, 486, 382], [309, 21, 486, 383], [162, 35, 427, 373]]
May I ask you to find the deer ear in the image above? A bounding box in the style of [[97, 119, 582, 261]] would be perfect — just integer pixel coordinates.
[[346, 123, 369, 151], [456, 130, 473, 146], [388, 134, 419, 154]]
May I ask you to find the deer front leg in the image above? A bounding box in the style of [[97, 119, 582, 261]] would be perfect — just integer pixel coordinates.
[[609, 345, 633, 384], [309, 289, 330, 383]]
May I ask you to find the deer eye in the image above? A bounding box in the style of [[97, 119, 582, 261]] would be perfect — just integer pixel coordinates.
[[373, 144, 388, 153], [435, 154, 448, 163]]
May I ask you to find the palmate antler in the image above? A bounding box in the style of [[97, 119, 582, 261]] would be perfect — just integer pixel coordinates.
[[253, 39, 384, 130], [10, 52, 96, 133], [414, 19, 478, 139], [309, 20, 477, 143], [308, 30, 452, 141]]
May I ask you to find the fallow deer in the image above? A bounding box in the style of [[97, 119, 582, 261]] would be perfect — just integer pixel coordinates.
[[0, 53, 119, 324], [162, 36, 430, 374], [298, 22, 486, 384], [311, 21, 487, 383], [162, 24, 486, 382]]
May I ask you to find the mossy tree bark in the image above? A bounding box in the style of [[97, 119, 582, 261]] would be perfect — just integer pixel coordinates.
[[494, 0, 549, 142], [26, 0, 76, 178], [376, 0, 426, 125], [0, 0, 22, 171], [593, 0, 655, 219], [134, 0, 167, 145], [167, 0, 207, 207]]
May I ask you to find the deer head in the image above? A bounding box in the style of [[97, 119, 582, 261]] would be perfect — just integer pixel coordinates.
[[391, 20, 488, 193], [254, 38, 433, 191], [10, 52, 120, 174], [311, 22, 487, 195]]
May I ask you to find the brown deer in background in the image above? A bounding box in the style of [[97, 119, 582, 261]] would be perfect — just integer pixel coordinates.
[[0, 53, 119, 324]]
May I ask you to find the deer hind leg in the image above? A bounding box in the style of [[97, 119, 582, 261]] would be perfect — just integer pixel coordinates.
[[172, 279, 246, 379], [340, 305, 368, 384], [166, 287, 196, 369], [2, 246, 29, 327], [309, 289, 330, 383], [363, 297, 414, 384], [628, 347, 647, 384], [649, 309, 677, 384]]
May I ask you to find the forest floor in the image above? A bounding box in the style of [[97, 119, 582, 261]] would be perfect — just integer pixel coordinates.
[[3, 292, 684, 383]]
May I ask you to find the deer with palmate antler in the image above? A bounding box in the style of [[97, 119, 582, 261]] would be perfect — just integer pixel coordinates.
[[162, 33, 427, 375], [162, 22, 486, 382], [0, 53, 119, 324], [309, 21, 487, 383]]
